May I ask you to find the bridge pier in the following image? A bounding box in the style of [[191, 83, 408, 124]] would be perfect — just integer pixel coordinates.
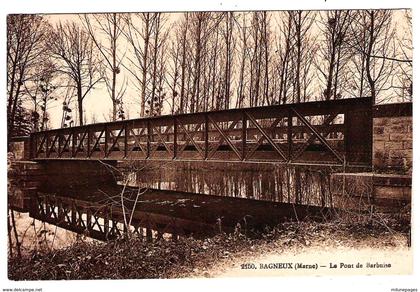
[[331, 102, 412, 213], [372, 103, 412, 173]]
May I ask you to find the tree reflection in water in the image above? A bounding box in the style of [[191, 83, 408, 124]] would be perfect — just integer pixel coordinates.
[[134, 164, 334, 207]]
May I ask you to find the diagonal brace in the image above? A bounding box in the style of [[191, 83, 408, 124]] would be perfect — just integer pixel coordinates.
[[291, 108, 344, 163], [245, 112, 288, 161]]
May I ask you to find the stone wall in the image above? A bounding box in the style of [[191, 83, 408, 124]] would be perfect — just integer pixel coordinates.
[[331, 172, 411, 212], [9, 136, 31, 160], [372, 103, 412, 174]]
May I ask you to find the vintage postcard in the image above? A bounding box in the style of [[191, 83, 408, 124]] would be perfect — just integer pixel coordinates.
[[2, 1, 418, 291]]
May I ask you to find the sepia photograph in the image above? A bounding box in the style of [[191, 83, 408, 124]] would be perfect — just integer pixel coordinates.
[[2, 1, 418, 290]]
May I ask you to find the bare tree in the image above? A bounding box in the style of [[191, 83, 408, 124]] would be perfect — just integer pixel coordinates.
[[23, 60, 58, 131], [7, 14, 49, 138], [349, 10, 396, 103], [48, 21, 103, 126], [273, 11, 316, 104], [290, 11, 316, 103], [124, 13, 169, 117], [207, 13, 221, 111], [248, 12, 263, 107], [235, 12, 251, 108], [147, 13, 169, 116], [167, 29, 181, 114], [124, 13, 153, 117], [168, 13, 191, 114], [316, 10, 354, 100], [221, 12, 236, 109], [261, 12, 272, 106], [82, 13, 127, 121], [395, 10, 412, 101], [189, 13, 211, 112], [273, 12, 294, 104], [169, 12, 222, 113], [178, 14, 190, 113]]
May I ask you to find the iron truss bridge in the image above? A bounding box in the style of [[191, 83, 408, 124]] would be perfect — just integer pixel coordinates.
[[30, 97, 372, 167]]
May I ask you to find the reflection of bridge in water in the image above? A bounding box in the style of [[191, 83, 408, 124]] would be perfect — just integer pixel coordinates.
[[23, 184, 331, 241]]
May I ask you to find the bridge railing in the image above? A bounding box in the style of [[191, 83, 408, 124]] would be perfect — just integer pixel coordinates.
[[30, 97, 373, 166]]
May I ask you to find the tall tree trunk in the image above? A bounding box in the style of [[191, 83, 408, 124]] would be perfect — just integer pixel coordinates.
[[325, 39, 337, 101], [295, 12, 302, 104], [77, 83, 83, 126], [140, 14, 151, 117], [191, 15, 203, 113], [366, 12, 376, 103], [150, 14, 161, 116], [9, 76, 23, 137], [333, 45, 342, 99], [179, 14, 189, 114], [262, 12, 269, 105], [111, 13, 117, 121], [224, 12, 233, 110]]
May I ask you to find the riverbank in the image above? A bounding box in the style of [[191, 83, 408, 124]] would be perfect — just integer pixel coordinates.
[[8, 218, 410, 280]]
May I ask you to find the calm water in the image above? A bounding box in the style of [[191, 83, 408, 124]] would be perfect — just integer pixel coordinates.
[[8, 163, 335, 253], [131, 164, 335, 207]]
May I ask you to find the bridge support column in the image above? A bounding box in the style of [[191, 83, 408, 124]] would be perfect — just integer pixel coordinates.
[[372, 103, 412, 174]]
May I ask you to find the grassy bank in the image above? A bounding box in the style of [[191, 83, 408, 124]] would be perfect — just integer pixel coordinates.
[[8, 216, 410, 280]]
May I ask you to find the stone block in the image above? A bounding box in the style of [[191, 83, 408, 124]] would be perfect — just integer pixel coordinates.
[[389, 149, 411, 159], [373, 126, 384, 135], [391, 123, 409, 133], [373, 174, 412, 187], [388, 149, 405, 158], [397, 116, 412, 123], [375, 186, 411, 200], [386, 158, 404, 167], [405, 131, 413, 140], [10, 142, 25, 160], [373, 133, 390, 141], [373, 151, 389, 167], [373, 141, 385, 152], [384, 141, 403, 150], [330, 173, 373, 197], [390, 133, 411, 142], [403, 141, 413, 149], [373, 118, 390, 127]]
